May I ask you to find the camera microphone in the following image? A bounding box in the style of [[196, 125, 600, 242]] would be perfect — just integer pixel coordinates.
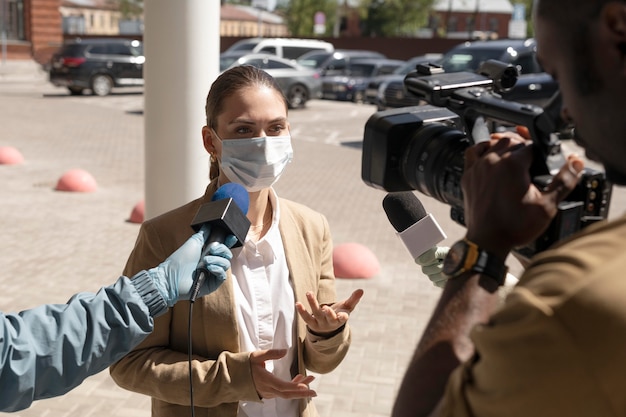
[[383, 191, 447, 274], [188, 183, 251, 302]]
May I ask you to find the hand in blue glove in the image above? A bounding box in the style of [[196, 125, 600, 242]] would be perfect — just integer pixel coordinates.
[[147, 225, 236, 306]]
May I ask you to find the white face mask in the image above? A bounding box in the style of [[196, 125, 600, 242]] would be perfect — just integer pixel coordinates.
[[213, 130, 293, 192]]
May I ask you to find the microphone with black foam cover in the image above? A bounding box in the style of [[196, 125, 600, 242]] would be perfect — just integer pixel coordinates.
[[188, 183, 251, 302], [383, 191, 448, 286]]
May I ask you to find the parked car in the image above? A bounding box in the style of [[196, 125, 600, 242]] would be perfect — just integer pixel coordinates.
[[321, 58, 405, 102], [220, 50, 249, 71], [297, 49, 386, 76], [365, 54, 443, 107], [377, 38, 558, 110], [226, 53, 321, 109], [48, 38, 144, 96], [225, 37, 334, 60]]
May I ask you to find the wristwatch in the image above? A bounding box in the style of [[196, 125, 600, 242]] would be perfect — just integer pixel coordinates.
[[442, 238, 508, 285]]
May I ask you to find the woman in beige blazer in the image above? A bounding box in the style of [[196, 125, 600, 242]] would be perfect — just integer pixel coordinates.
[[110, 65, 363, 417]]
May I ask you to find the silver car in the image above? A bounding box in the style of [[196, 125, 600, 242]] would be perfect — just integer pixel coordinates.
[[226, 53, 322, 109]]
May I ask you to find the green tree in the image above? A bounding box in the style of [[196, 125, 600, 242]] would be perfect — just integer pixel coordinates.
[[116, 0, 143, 19], [285, 0, 337, 37], [518, 0, 534, 37], [359, 0, 435, 37]]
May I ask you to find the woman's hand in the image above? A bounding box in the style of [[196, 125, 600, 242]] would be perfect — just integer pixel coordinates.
[[295, 289, 364, 336], [249, 349, 317, 399]]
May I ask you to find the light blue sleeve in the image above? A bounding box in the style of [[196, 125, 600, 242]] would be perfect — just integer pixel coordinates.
[[0, 272, 166, 412]]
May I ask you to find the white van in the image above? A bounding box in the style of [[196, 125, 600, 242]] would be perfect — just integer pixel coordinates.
[[225, 37, 334, 60]]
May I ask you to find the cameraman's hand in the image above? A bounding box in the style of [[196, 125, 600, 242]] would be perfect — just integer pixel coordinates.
[[416, 246, 450, 288], [462, 130, 584, 259]]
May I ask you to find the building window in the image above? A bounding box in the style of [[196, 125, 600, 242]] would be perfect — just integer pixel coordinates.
[[63, 15, 85, 34], [489, 17, 499, 32], [1, 0, 25, 40], [447, 16, 458, 33], [465, 16, 475, 33]]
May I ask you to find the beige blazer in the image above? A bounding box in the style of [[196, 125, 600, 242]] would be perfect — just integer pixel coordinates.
[[110, 183, 351, 417]]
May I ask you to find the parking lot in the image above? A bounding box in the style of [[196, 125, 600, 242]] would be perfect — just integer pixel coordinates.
[[1, 61, 625, 417]]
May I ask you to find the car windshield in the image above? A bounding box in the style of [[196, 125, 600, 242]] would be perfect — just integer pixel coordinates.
[[220, 55, 242, 71], [227, 40, 260, 52], [394, 60, 420, 75], [349, 63, 377, 77], [439, 48, 505, 72], [297, 53, 330, 69]]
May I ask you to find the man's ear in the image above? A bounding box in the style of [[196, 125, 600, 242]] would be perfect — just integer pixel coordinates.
[[600, 2, 626, 70], [602, 2, 626, 46]]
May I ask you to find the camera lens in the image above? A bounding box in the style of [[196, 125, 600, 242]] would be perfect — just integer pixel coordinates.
[[401, 123, 470, 209]]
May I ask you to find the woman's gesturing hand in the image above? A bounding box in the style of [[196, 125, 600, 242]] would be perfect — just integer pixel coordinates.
[[249, 349, 317, 399], [296, 289, 364, 336]]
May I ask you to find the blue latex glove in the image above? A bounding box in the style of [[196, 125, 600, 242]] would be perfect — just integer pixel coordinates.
[[415, 246, 450, 288], [147, 226, 235, 306]]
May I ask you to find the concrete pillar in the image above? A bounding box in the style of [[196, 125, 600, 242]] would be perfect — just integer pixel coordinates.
[[144, 0, 220, 220]]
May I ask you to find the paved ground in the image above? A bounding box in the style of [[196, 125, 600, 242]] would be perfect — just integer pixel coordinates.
[[1, 60, 625, 417]]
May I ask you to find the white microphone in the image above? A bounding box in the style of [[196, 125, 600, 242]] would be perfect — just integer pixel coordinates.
[[383, 191, 518, 291], [382, 191, 448, 287]]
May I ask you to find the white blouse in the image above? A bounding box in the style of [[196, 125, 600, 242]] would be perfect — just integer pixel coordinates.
[[232, 190, 299, 417]]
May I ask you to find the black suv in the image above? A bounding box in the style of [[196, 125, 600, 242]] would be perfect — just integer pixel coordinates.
[[49, 38, 144, 96], [378, 38, 558, 109]]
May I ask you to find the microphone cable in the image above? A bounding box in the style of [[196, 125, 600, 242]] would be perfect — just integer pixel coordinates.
[[188, 300, 196, 417]]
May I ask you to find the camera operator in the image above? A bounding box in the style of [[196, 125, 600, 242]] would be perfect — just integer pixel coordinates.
[[392, 1, 626, 416]]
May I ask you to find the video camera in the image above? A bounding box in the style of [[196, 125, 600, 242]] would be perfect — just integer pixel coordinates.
[[361, 60, 612, 258]]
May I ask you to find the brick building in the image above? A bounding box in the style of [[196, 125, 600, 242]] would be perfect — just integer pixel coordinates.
[[2, 0, 63, 62], [430, 0, 514, 39]]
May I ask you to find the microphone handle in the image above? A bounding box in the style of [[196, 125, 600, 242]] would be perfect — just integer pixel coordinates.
[[189, 270, 208, 303], [189, 227, 229, 302]]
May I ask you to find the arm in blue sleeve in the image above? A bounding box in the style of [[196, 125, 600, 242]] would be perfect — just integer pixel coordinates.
[[0, 271, 167, 412]]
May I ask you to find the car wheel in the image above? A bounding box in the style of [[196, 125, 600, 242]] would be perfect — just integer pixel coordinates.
[[287, 84, 308, 109], [68, 87, 84, 95], [353, 90, 365, 104], [91, 74, 113, 96]]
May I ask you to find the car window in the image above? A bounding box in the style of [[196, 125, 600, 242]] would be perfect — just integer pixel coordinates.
[[350, 63, 376, 77], [240, 58, 268, 69], [377, 64, 401, 75], [440, 48, 504, 72], [108, 43, 133, 56], [395, 60, 420, 75], [296, 52, 331, 68], [221, 56, 240, 71], [59, 44, 85, 57], [129, 41, 143, 56], [88, 45, 108, 55], [326, 58, 346, 71], [511, 53, 539, 74], [283, 46, 325, 60], [265, 59, 293, 69], [257, 46, 277, 55], [228, 40, 260, 52]]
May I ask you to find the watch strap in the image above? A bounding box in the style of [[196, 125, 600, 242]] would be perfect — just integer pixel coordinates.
[[457, 238, 508, 285]]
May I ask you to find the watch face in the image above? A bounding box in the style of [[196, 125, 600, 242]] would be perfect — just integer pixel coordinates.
[[443, 240, 466, 275]]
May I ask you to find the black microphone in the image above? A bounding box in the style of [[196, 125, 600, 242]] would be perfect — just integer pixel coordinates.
[[188, 183, 251, 302], [383, 191, 447, 264]]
